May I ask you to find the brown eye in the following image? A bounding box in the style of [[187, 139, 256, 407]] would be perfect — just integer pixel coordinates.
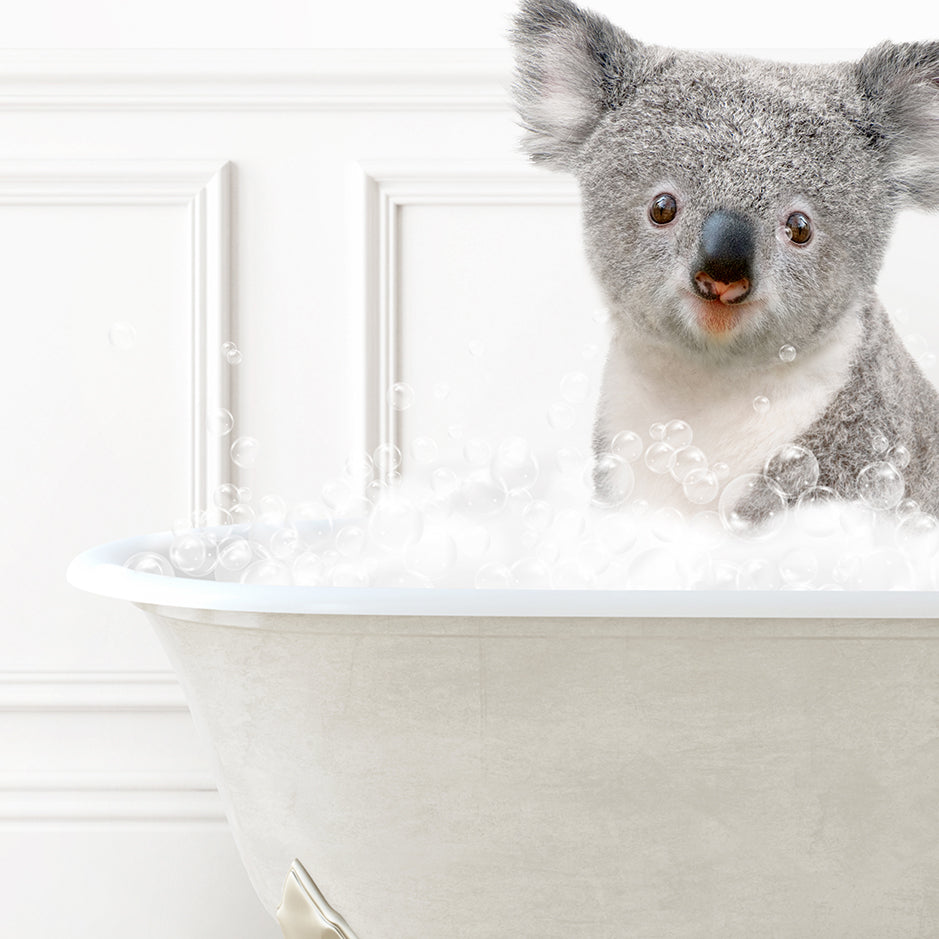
[[785, 211, 812, 245], [649, 193, 678, 225]]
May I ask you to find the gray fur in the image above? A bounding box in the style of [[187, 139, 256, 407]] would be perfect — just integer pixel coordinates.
[[509, 0, 939, 514]]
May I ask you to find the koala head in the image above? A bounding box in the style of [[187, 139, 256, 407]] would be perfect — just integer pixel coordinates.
[[510, 0, 939, 366]]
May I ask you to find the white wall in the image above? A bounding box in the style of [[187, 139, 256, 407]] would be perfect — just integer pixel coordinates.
[[2, 1, 938, 937]]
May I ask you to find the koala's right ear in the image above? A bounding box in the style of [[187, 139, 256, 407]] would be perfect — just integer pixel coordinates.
[[509, 0, 648, 170], [855, 41, 939, 209]]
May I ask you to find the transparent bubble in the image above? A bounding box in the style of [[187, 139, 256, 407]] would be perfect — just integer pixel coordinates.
[[213, 482, 240, 511], [506, 487, 533, 516], [752, 395, 771, 415], [431, 466, 460, 499], [547, 401, 575, 429], [870, 432, 889, 454], [896, 511, 939, 555], [649, 422, 666, 441], [522, 499, 554, 534], [388, 381, 415, 411], [651, 506, 685, 542], [108, 322, 136, 351], [475, 562, 512, 589], [293, 552, 328, 586], [207, 407, 234, 437], [270, 526, 301, 561], [343, 450, 373, 482], [373, 442, 402, 476], [711, 461, 730, 481], [335, 525, 366, 558], [592, 308, 610, 324], [644, 441, 675, 475], [322, 477, 355, 514], [229, 503, 256, 524], [683, 467, 720, 505], [590, 453, 635, 508], [491, 437, 539, 491], [582, 343, 599, 359], [169, 532, 211, 574], [217, 537, 253, 572], [411, 436, 438, 465], [468, 339, 486, 357], [552, 508, 587, 542], [718, 474, 787, 540], [610, 430, 643, 462], [555, 446, 587, 476], [124, 551, 174, 576], [331, 563, 370, 588], [778, 344, 797, 363], [857, 461, 905, 511], [663, 420, 693, 449], [258, 493, 287, 525], [763, 443, 819, 498], [553, 557, 597, 589], [835, 548, 913, 590], [463, 437, 492, 467], [459, 476, 508, 518], [221, 341, 243, 365], [241, 559, 291, 585], [456, 522, 490, 560], [230, 436, 259, 468], [670, 446, 707, 482], [560, 371, 590, 404], [896, 497, 920, 521], [288, 503, 335, 551], [433, 382, 451, 400], [368, 495, 423, 550], [887, 444, 911, 470]]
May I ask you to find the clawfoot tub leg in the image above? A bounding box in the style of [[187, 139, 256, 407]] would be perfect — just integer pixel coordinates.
[[276, 860, 361, 939]]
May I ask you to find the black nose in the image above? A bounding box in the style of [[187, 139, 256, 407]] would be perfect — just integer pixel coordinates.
[[693, 210, 755, 297]]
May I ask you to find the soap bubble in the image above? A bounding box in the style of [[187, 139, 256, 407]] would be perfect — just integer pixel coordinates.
[[510, 557, 551, 589], [610, 430, 643, 462], [857, 461, 905, 511], [431, 466, 459, 499], [651, 506, 685, 542], [795, 486, 840, 537], [169, 531, 213, 575], [213, 483, 240, 511], [108, 322, 136, 351], [207, 407, 234, 437], [331, 563, 370, 588], [887, 444, 911, 470], [560, 371, 590, 404], [683, 467, 720, 505], [670, 446, 707, 483], [335, 524, 366, 558], [711, 461, 730, 481], [737, 557, 782, 590], [258, 493, 287, 525], [627, 547, 688, 590], [753, 395, 771, 415], [590, 453, 635, 507], [763, 443, 819, 498], [896, 511, 939, 554], [596, 511, 639, 555], [124, 551, 174, 576], [644, 442, 675, 475], [468, 339, 485, 357], [293, 552, 328, 586], [463, 437, 492, 467], [270, 526, 301, 561], [230, 436, 259, 468], [663, 420, 693, 449], [778, 548, 818, 587], [241, 559, 291, 585], [491, 437, 539, 491], [221, 341, 243, 365], [896, 498, 920, 521], [388, 382, 415, 411], [433, 382, 451, 400], [718, 474, 787, 540], [217, 537, 253, 572], [407, 526, 457, 579], [649, 422, 666, 441], [778, 344, 797, 363], [870, 430, 889, 454], [373, 443, 402, 476]]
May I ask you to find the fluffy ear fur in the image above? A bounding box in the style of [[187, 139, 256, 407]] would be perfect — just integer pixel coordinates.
[[855, 41, 939, 209], [509, 0, 646, 170]]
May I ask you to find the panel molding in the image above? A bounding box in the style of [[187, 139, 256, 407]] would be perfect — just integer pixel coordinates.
[[357, 160, 579, 474], [0, 670, 223, 823], [0, 49, 513, 111], [0, 159, 232, 516]]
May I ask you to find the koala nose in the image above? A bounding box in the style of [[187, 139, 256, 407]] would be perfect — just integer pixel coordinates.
[[693, 210, 754, 304]]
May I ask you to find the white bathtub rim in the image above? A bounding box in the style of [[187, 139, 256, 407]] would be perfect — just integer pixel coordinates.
[[66, 529, 939, 619]]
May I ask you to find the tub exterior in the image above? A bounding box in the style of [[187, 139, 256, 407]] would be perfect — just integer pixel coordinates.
[[141, 602, 939, 939]]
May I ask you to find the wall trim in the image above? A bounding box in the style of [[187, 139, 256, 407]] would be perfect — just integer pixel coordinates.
[[0, 159, 232, 516], [0, 49, 514, 111], [357, 160, 578, 473], [0, 670, 185, 711]]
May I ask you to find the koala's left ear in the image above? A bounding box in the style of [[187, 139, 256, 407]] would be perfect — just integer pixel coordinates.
[[855, 41, 939, 209]]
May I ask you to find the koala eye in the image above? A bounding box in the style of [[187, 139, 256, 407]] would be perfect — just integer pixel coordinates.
[[649, 193, 678, 226], [785, 211, 812, 245]]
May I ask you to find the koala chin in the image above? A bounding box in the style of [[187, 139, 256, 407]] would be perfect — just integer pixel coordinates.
[[510, 0, 939, 515]]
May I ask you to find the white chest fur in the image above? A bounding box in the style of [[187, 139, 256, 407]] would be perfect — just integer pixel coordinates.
[[594, 314, 863, 507]]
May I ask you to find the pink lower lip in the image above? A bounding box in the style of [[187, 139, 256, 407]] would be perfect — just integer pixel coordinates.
[[684, 290, 757, 335]]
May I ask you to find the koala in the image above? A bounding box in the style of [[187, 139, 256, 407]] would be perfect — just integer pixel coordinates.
[[509, 0, 939, 517]]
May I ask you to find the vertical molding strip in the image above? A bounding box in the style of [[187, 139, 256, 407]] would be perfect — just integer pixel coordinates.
[[358, 161, 578, 473]]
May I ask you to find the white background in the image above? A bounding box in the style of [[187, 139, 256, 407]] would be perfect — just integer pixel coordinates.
[[1, 1, 937, 937]]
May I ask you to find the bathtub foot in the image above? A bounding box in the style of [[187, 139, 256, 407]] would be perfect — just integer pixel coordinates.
[[276, 859, 360, 939]]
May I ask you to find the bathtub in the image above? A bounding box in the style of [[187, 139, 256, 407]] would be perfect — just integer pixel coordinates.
[[68, 529, 939, 938]]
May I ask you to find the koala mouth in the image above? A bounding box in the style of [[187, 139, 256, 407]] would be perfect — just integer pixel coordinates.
[[684, 282, 757, 337]]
